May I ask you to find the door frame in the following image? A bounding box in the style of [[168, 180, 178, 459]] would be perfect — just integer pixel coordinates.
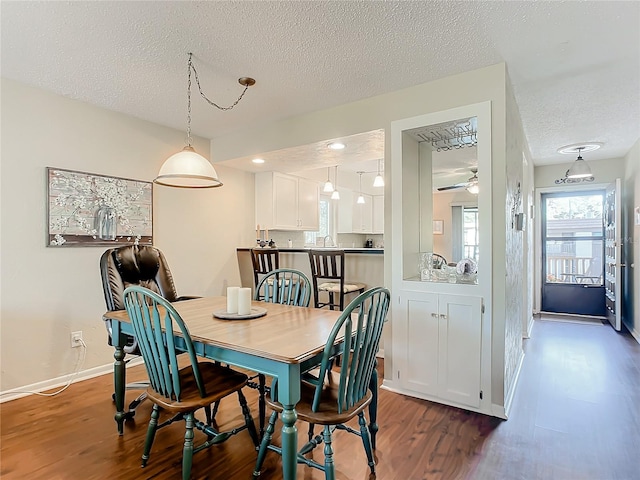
[[534, 182, 610, 314]]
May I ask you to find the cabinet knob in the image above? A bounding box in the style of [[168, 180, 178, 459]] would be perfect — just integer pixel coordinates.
[[431, 313, 438, 318], [439, 314, 447, 319]]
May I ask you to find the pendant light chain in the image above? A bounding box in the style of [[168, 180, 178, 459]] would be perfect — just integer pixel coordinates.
[[186, 53, 193, 146], [189, 53, 252, 111]]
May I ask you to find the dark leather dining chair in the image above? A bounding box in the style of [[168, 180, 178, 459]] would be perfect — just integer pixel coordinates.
[[308, 249, 366, 310], [100, 245, 199, 416]]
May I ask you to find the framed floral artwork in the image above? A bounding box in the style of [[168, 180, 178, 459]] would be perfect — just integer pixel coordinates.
[[47, 167, 152, 247]]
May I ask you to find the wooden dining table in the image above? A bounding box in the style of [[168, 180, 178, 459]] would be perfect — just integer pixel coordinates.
[[103, 296, 365, 480]]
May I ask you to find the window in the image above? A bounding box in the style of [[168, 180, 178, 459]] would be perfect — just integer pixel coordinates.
[[304, 196, 330, 245], [452, 205, 479, 263], [463, 207, 479, 262]]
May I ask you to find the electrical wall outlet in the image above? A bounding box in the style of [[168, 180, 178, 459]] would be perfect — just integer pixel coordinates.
[[70, 331, 83, 348]]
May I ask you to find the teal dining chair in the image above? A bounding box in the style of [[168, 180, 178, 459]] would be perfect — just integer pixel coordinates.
[[122, 286, 259, 480], [252, 286, 391, 480], [252, 268, 312, 438], [254, 268, 312, 307]]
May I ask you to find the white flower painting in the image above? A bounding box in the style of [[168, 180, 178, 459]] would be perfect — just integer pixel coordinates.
[[47, 168, 152, 247]]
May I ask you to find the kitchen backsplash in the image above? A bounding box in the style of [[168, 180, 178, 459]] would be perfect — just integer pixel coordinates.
[[259, 231, 383, 249]]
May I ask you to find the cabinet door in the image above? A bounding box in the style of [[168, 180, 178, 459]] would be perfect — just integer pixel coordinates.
[[400, 291, 439, 395], [297, 177, 319, 230], [372, 195, 384, 234], [336, 189, 354, 233], [438, 294, 482, 408], [353, 194, 373, 233], [273, 173, 299, 229]]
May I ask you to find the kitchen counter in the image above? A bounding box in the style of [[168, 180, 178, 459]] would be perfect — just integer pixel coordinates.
[[237, 247, 384, 255]]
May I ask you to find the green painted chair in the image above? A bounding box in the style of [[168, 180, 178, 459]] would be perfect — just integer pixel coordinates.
[[252, 286, 391, 480], [254, 268, 312, 307], [122, 286, 259, 480], [252, 268, 312, 438]]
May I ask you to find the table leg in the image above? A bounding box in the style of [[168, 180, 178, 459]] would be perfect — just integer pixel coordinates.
[[112, 321, 127, 435], [280, 403, 298, 479]]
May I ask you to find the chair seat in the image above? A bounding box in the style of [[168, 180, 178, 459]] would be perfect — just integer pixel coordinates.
[[266, 370, 372, 425], [318, 282, 366, 294], [146, 361, 249, 413]]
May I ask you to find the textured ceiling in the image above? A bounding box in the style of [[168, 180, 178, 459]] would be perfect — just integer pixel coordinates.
[[2, 1, 639, 172]]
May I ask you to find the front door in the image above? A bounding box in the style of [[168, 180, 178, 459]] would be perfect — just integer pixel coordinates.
[[605, 179, 623, 330], [541, 190, 606, 317]]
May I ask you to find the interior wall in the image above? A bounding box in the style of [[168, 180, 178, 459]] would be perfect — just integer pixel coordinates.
[[211, 63, 509, 406], [0, 79, 255, 391], [503, 73, 527, 413]]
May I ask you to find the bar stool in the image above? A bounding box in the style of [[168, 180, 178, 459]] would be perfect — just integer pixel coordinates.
[[250, 248, 280, 298], [307, 249, 366, 311]]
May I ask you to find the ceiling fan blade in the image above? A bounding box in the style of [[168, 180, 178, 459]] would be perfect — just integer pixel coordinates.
[[437, 182, 468, 191]]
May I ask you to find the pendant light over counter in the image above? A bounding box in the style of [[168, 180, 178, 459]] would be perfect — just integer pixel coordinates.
[[331, 166, 340, 200], [373, 159, 385, 187], [154, 53, 256, 188]]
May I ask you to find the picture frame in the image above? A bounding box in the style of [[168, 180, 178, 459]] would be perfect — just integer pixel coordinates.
[[433, 220, 444, 235], [47, 167, 153, 247]]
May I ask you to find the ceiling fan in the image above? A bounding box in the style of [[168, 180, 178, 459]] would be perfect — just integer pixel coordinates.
[[437, 168, 478, 193]]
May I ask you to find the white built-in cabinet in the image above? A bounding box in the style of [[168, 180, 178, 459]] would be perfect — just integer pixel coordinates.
[[372, 195, 384, 234], [398, 291, 482, 408], [352, 194, 373, 233], [336, 189, 382, 234], [255, 172, 319, 231]]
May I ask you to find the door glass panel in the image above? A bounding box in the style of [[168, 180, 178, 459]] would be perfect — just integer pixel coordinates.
[[545, 239, 603, 285]]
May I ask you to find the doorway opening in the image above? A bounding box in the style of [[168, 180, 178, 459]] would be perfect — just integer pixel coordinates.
[[541, 190, 606, 317]]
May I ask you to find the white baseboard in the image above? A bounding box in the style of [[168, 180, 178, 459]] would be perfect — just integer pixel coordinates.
[[625, 321, 640, 345], [0, 357, 144, 403], [503, 350, 525, 419]]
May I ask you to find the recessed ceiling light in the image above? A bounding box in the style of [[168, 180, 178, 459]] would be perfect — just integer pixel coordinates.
[[557, 143, 603, 155], [252, 158, 265, 164], [328, 142, 346, 150]]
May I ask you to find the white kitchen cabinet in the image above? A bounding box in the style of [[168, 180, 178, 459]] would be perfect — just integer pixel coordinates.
[[256, 172, 319, 231], [336, 189, 354, 234], [398, 290, 482, 408], [372, 195, 384, 234], [352, 193, 373, 233]]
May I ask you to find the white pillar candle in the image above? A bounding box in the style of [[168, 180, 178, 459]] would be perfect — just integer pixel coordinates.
[[237, 287, 252, 316], [226, 287, 239, 314]]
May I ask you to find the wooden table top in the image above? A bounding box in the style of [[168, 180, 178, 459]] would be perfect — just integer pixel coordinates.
[[104, 296, 344, 364]]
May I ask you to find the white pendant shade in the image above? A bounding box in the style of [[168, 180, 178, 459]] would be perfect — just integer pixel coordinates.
[[154, 146, 222, 188], [323, 181, 334, 192], [357, 194, 365, 204], [331, 190, 340, 200], [373, 173, 385, 187], [566, 156, 592, 179]]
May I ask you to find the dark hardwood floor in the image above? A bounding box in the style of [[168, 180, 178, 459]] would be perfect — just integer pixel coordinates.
[[1, 317, 639, 479]]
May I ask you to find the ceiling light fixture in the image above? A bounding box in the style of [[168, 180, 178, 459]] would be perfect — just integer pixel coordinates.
[[323, 167, 334, 192], [357, 171, 365, 204], [252, 158, 265, 164], [373, 159, 385, 187], [566, 147, 592, 179], [328, 142, 346, 150], [466, 183, 479, 195], [154, 53, 255, 188], [331, 166, 340, 200]]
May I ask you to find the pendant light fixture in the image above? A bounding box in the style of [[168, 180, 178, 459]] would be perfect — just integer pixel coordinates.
[[566, 147, 592, 179], [154, 53, 255, 188], [323, 167, 334, 192], [331, 166, 340, 200], [357, 171, 365, 204], [373, 159, 385, 187]]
